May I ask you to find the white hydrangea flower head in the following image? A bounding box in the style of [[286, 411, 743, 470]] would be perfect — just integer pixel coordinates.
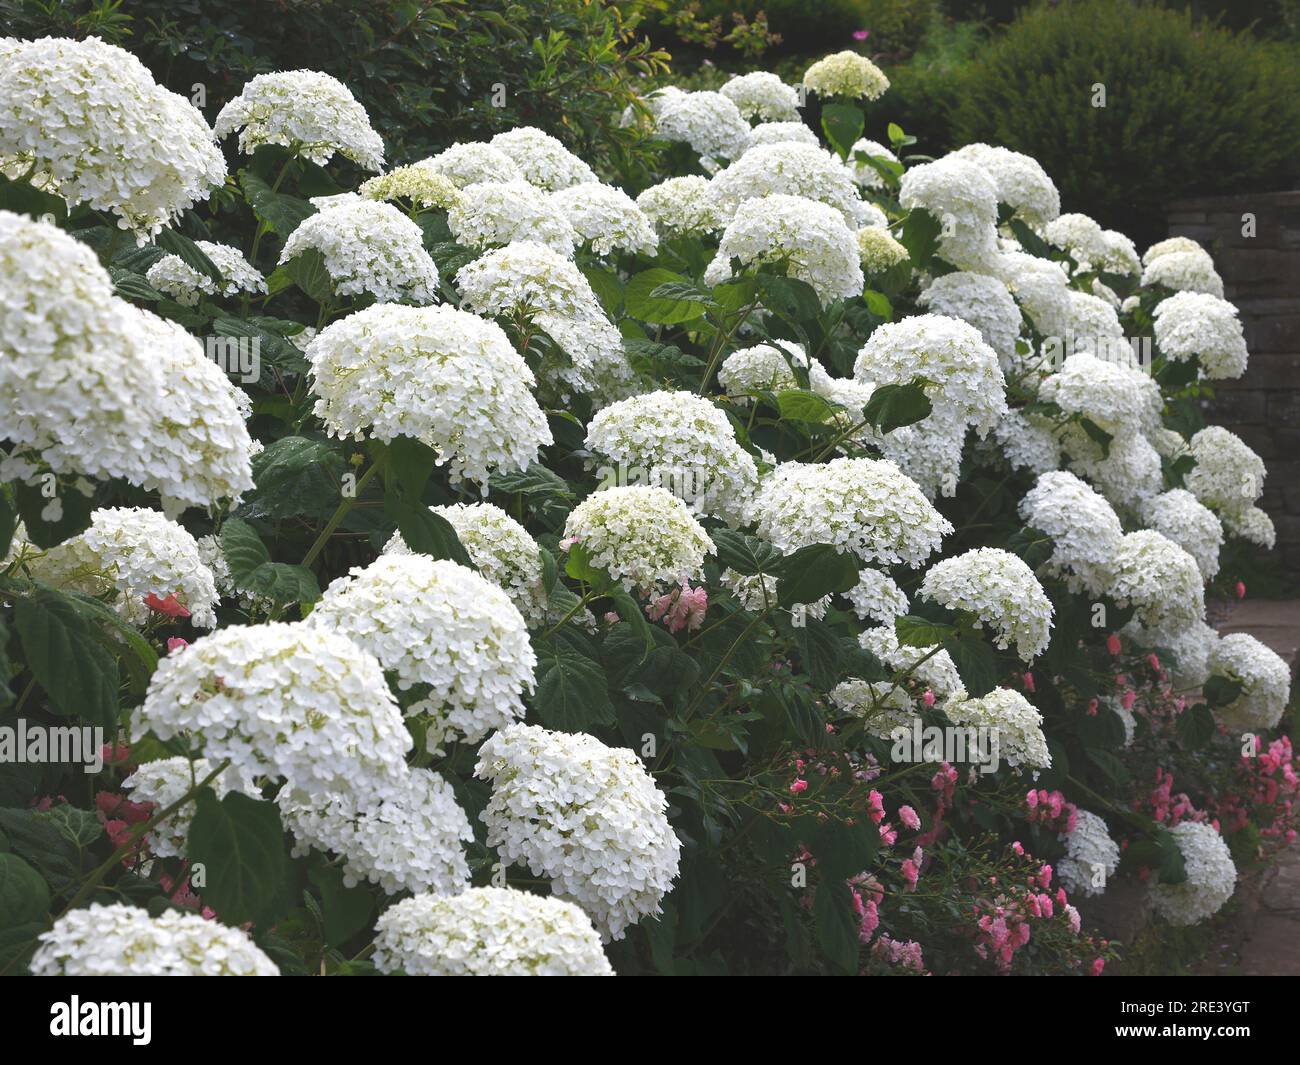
[[307, 303, 552, 489], [562, 485, 714, 591], [707, 143, 869, 227], [476, 723, 682, 941], [719, 71, 801, 121], [1061, 425, 1163, 511], [845, 568, 909, 625], [1184, 426, 1266, 511], [585, 390, 758, 526], [853, 313, 1008, 435], [1043, 212, 1110, 269], [1149, 821, 1237, 926], [753, 457, 952, 567], [945, 688, 1051, 770], [447, 179, 578, 256], [1018, 471, 1123, 595], [1220, 504, 1276, 549], [373, 888, 613, 975], [858, 227, 910, 273], [1141, 249, 1224, 297], [718, 341, 809, 398], [636, 176, 723, 237], [132, 622, 412, 805], [386, 502, 547, 626], [1138, 489, 1223, 581], [535, 309, 637, 403], [898, 157, 999, 270], [1062, 290, 1124, 355], [874, 404, 969, 499], [122, 757, 253, 859], [489, 126, 597, 191], [1152, 291, 1248, 380], [849, 138, 900, 191], [1136, 618, 1218, 689], [454, 241, 603, 321], [830, 678, 917, 739], [32, 506, 219, 628], [1149, 426, 1191, 461], [1037, 352, 1162, 437], [949, 143, 1060, 227], [993, 250, 1072, 337], [0, 37, 226, 239], [280, 767, 473, 896], [1057, 810, 1120, 898], [918, 272, 1022, 365], [746, 122, 820, 151], [803, 51, 890, 100], [359, 164, 460, 210], [1208, 632, 1291, 732], [860, 624, 965, 705], [651, 91, 752, 165], [1102, 230, 1142, 276], [1143, 236, 1207, 266], [1108, 530, 1205, 629], [419, 142, 525, 187], [278, 200, 439, 303], [994, 409, 1061, 475], [31, 903, 278, 976], [704, 194, 863, 307], [309, 555, 535, 746], [548, 183, 658, 256], [919, 547, 1054, 661], [214, 69, 383, 170], [145, 240, 265, 305]]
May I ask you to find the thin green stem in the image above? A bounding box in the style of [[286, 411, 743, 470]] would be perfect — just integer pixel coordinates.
[[302, 463, 380, 568]]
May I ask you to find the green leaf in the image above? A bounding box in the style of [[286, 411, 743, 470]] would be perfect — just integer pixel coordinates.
[[110, 267, 163, 302], [816, 817, 879, 879], [157, 228, 223, 283], [13, 588, 119, 730], [187, 790, 291, 927], [1202, 675, 1244, 709], [383, 496, 474, 567], [942, 635, 999, 698], [539, 546, 559, 596], [820, 102, 865, 158], [813, 878, 860, 973], [219, 518, 320, 605], [776, 389, 837, 424], [710, 529, 781, 577], [0, 486, 15, 561], [899, 208, 942, 268], [283, 248, 335, 304], [607, 584, 654, 654], [894, 614, 957, 648], [308, 865, 375, 948], [240, 169, 316, 237], [531, 635, 616, 730], [794, 617, 842, 691], [863, 289, 893, 319], [580, 264, 623, 316], [247, 436, 345, 520], [1176, 702, 1216, 748], [862, 380, 932, 435], [1155, 827, 1188, 886], [774, 544, 859, 608], [0, 853, 49, 925], [625, 268, 709, 324], [1079, 417, 1113, 459], [0, 807, 83, 892], [13, 478, 94, 549]]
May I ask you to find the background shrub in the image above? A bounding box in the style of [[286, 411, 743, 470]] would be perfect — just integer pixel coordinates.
[[947, 0, 1300, 245]]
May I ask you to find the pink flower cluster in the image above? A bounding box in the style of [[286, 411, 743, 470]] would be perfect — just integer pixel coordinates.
[[1025, 788, 1078, 834], [645, 581, 707, 633]]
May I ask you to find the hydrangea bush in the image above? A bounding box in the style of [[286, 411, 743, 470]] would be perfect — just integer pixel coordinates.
[[0, 33, 1293, 978]]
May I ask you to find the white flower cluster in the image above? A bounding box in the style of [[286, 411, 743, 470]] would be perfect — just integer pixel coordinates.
[[1019, 470, 1123, 595], [636, 176, 723, 236], [945, 688, 1051, 770], [830, 678, 917, 739], [1138, 489, 1223, 581], [563, 485, 714, 591], [309, 555, 535, 745], [280, 768, 473, 896], [373, 888, 613, 976], [32, 506, 219, 628], [858, 227, 910, 273], [1056, 810, 1120, 898], [585, 391, 758, 525], [1141, 244, 1224, 297], [718, 341, 809, 397], [307, 303, 551, 488], [1108, 530, 1205, 629], [1149, 821, 1237, 926], [1039, 352, 1162, 438], [122, 757, 250, 859], [704, 194, 864, 306], [950, 143, 1060, 227], [994, 250, 1072, 338], [476, 723, 682, 941], [420, 142, 524, 187], [1152, 291, 1248, 380], [279, 200, 440, 303], [994, 409, 1061, 476], [454, 240, 598, 319], [1184, 425, 1267, 515], [214, 70, 384, 170], [448, 179, 578, 255], [875, 405, 969, 499], [1207, 632, 1292, 732], [918, 272, 1022, 366], [748, 122, 820, 151], [1061, 425, 1164, 511], [1138, 617, 1219, 689], [0, 37, 225, 239], [854, 313, 1008, 434], [489, 126, 597, 190], [719, 71, 801, 121], [850, 138, 899, 191], [651, 91, 752, 166], [31, 903, 278, 976], [898, 157, 998, 270], [1221, 505, 1276, 549], [146, 241, 265, 305], [919, 547, 1054, 661], [132, 622, 411, 806], [387, 502, 547, 627], [802, 51, 890, 100], [845, 569, 910, 625], [860, 625, 965, 705], [549, 183, 658, 256], [359, 164, 460, 210], [754, 458, 952, 567], [708, 143, 868, 227]]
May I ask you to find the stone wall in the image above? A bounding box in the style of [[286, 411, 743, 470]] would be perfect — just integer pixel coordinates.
[[1164, 190, 1300, 571]]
